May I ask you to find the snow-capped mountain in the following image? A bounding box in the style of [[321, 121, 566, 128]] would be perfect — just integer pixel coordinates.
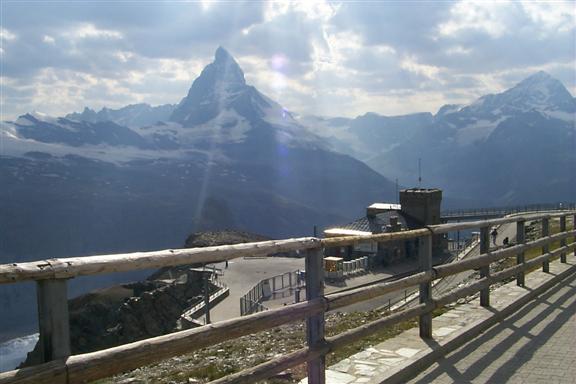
[[66, 103, 176, 128], [298, 71, 574, 205], [365, 71, 575, 204], [148, 46, 327, 151], [12, 113, 150, 148], [435, 71, 575, 146], [465, 71, 575, 117]]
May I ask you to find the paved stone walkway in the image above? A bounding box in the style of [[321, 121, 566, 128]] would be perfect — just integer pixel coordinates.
[[409, 270, 576, 384], [303, 253, 576, 384]]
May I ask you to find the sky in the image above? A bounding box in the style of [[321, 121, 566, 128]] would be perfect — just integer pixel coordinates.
[[1, 0, 575, 120]]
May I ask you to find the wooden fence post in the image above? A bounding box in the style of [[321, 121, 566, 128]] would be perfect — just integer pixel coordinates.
[[516, 220, 526, 287], [204, 272, 211, 324], [479, 226, 490, 307], [36, 279, 71, 362], [560, 215, 567, 263], [542, 217, 549, 273], [305, 248, 325, 384], [418, 235, 432, 339]]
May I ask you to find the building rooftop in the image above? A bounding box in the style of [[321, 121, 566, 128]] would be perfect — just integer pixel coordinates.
[[367, 203, 401, 210], [324, 210, 423, 237]]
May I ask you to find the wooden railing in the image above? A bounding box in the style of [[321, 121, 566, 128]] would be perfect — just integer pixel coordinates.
[[0, 211, 575, 384]]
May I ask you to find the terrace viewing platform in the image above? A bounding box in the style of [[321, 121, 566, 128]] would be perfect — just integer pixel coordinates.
[[0, 208, 574, 384]]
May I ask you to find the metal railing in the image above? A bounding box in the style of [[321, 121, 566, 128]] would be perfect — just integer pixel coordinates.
[[0, 210, 574, 384], [441, 202, 575, 219], [181, 278, 229, 322], [240, 270, 303, 316], [343, 256, 368, 276]]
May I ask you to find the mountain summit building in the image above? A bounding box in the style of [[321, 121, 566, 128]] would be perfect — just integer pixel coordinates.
[[324, 188, 446, 267]]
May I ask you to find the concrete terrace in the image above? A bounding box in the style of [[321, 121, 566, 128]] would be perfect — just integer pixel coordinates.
[[308, 253, 576, 384]]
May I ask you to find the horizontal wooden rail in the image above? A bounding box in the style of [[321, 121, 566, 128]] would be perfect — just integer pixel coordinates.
[[321, 228, 430, 247], [434, 230, 576, 279], [326, 271, 432, 310], [0, 237, 319, 284], [429, 210, 573, 234], [327, 303, 432, 350], [0, 298, 325, 384], [1, 211, 573, 284], [209, 346, 329, 384], [434, 243, 575, 308]]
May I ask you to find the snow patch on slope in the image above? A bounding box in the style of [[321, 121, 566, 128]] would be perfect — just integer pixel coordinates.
[[455, 117, 507, 146], [140, 109, 251, 146], [0, 121, 200, 163], [543, 110, 575, 123]]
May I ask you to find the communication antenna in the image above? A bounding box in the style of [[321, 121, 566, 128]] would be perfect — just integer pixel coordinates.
[[418, 158, 422, 188], [395, 178, 399, 203]]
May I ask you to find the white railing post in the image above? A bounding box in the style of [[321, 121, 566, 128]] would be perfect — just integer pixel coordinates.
[[542, 217, 550, 273], [418, 235, 433, 338], [560, 215, 567, 263], [305, 247, 325, 384], [36, 279, 71, 362], [516, 220, 526, 286], [479, 226, 490, 307]]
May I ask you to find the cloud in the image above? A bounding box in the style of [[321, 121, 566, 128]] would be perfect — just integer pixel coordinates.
[[0, 0, 574, 120]]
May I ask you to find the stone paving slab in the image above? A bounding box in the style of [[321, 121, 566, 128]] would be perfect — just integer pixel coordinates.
[[314, 253, 576, 384], [408, 266, 576, 384]]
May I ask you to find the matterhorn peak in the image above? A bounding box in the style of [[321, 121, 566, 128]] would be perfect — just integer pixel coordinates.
[[169, 47, 250, 126], [208, 46, 245, 86], [214, 46, 234, 63]]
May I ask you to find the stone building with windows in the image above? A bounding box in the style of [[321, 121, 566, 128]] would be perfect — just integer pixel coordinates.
[[324, 188, 446, 267]]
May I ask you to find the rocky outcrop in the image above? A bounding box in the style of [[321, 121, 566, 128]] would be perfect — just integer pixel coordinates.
[[22, 269, 212, 366]]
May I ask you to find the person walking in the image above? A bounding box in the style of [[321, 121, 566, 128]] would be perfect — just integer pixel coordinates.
[[491, 227, 498, 246]]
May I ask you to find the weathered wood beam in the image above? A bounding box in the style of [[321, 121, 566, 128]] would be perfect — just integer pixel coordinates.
[[542, 217, 550, 273], [0, 360, 66, 384], [305, 248, 326, 384], [479, 226, 490, 307], [418, 235, 433, 339], [434, 243, 574, 307], [516, 219, 526, 286], [560, 216, 567, 263], [327, 303, 432, 351], [208, 347, 328, 384], [0, 237, 319, 284], [326, 271, 432, 311], [36, 279, 71, 363], [433, 230, 575, 279], [2, 211, 575, 285], [320, 228, 430, 248]]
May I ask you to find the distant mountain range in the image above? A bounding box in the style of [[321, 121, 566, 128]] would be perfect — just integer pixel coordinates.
[[1, 48, 574, 337], [65, 103, 176, 128], [299, 71, 575, 205]]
